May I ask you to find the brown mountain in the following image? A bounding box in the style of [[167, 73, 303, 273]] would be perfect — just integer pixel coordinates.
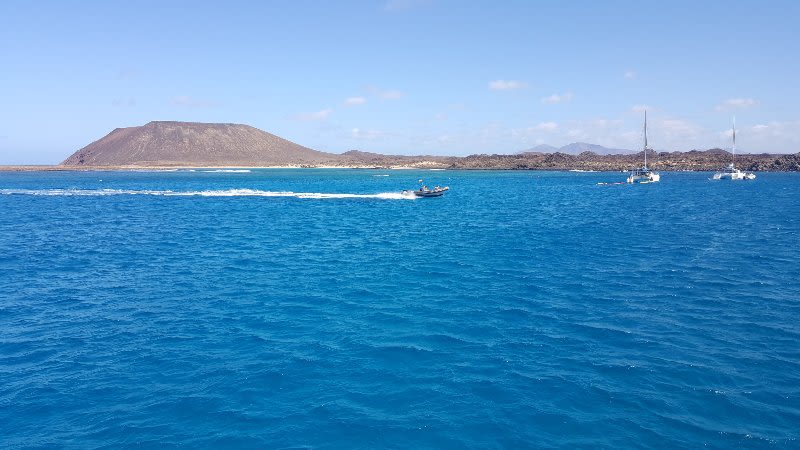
[[61, 121, 340, 166]]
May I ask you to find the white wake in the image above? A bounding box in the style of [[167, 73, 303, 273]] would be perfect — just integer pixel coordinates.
[[0, 188, 415, 200]]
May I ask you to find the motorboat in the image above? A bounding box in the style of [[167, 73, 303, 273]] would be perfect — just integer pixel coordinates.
[[403, 185, 449, 197]]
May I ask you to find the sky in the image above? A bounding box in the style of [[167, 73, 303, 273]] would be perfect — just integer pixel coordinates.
[[1, 0, 799, 164]]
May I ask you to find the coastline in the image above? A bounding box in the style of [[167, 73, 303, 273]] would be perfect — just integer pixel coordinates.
[[0, 164, 397, 172], [2, 165, 799, 172], [0, 164, 797, 172], [2, 150, 799, 173]]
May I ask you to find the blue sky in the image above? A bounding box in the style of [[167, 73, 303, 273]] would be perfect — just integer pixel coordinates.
[[1, 0, 798, 164]]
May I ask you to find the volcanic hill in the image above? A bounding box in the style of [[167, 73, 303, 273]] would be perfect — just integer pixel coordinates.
[[62, 121, 339, 166]]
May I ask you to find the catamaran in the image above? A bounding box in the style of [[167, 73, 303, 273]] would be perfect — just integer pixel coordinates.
[[627, 110, 660, 183], [712, 118, 756, 180]]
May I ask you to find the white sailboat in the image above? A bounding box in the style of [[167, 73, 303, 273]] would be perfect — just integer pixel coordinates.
[[627, 110, 660, 183], [713, 118, 756, 180]]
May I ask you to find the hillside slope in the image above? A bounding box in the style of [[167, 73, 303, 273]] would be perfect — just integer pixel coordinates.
[[62, 121, 338, 166]]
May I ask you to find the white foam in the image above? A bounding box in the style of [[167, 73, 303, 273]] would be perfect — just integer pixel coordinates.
[[0, 188, 415, 200], [201, 169, 252, 173]]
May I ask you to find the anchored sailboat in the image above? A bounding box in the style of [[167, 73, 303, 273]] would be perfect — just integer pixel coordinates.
[[627, 110, 660, 183], [712, 118, 756, 180]]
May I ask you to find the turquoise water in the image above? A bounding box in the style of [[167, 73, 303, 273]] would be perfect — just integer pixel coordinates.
[[1, 169, 798, 448]]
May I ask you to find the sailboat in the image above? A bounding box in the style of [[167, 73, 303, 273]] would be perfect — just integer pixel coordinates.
[[712, 118, 756, 180], [627, 110, 660, 183]]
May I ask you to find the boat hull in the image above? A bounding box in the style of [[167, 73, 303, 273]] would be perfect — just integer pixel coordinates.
[[403, 187, 449, 197], [627, 172, 660, 184], [712, 170, 756, 180], [414, 191, 446, 197]]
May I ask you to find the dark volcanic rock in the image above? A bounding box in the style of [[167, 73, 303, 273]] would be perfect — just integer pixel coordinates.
[[62, 121, 340, 166]]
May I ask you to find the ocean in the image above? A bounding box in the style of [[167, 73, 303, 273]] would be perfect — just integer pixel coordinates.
[[1, 169, 798, 448]]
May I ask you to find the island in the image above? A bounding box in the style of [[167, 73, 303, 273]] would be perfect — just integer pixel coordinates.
[[3, 121, 798, 171]]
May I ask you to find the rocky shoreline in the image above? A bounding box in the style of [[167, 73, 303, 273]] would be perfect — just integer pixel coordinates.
[[337, 149, 800, 172]]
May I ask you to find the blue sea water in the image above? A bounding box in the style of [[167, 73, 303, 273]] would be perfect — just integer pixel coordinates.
[[0, 169, 798, 448]]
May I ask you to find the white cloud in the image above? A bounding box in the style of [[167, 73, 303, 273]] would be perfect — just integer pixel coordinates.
[[535, 121, 558, 131], [561, 118, 631, 148], [659, 118, 701, 138], [351, 128, 385, 140], [621, 130, 641, 142], [511, 122, 559, 140], [590, 118, 623, 128], [566, 128, 584, 138], [715, 98, 758, 111], [624, 71, 637, 79], [740, 121, 800, 139], [344, 97, 366, 106], [407, 114, 797, 156], [488, 80, 528, 91], [294, 108, 332, 121], [541, 92, 573, 104], [380, 90, 404, 100], [366, 86, 404, 100], [718, 129, 735, 141], [715, 121, 800, 152], [626, 116, 701, 149]]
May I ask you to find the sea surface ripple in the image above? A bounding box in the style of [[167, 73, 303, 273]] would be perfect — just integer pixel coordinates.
[[1, 169, 798, 448]]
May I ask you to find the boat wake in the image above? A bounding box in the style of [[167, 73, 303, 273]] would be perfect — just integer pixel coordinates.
[[0, 188, 414, 200]]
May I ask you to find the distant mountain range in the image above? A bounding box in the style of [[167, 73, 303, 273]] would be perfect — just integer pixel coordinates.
[[58, 121, 799, 172], [522, 142, 634, 155]]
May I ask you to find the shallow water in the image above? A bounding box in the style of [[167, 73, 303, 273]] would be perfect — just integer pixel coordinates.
[[1, 169, 798, 448]]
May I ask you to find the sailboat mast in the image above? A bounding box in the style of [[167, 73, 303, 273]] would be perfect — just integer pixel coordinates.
[[644, 110, 648, 168], [732, 116, 736, 166]]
